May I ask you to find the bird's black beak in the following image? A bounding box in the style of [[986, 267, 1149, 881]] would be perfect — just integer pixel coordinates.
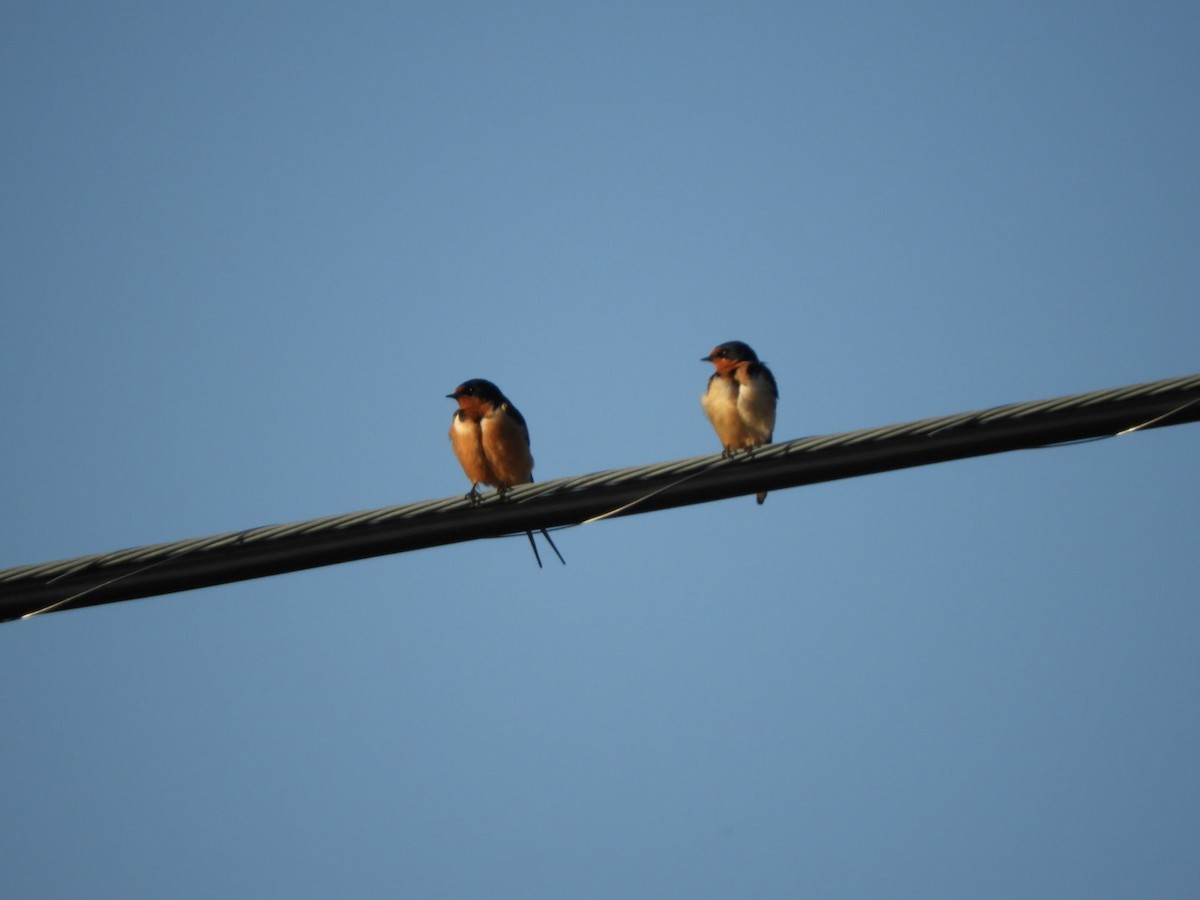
[[445, 392, 457, 399]]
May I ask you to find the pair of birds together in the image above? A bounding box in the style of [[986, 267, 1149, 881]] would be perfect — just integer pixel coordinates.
[[448, 340, 779, 565]]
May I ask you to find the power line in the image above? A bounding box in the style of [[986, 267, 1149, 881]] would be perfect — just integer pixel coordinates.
[[3, 372, 1198, 622]]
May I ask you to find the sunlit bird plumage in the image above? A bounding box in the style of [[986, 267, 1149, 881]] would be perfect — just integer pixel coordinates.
[[701, 341, 779, 504], [447, 379, 564, 566]]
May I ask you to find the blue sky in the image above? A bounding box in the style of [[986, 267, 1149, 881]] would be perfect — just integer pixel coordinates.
[[2, 2, 1198, 897]]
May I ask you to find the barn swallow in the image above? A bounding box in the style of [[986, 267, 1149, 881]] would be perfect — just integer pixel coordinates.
[[447, 378, 565, 567], [701, 340, 779, 504]]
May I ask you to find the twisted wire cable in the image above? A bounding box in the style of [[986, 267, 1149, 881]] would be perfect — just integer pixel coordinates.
[[3, 372, 1198, 621]]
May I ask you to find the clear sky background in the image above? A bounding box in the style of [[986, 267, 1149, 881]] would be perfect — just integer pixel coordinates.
[[3, 2, 1198, 897]]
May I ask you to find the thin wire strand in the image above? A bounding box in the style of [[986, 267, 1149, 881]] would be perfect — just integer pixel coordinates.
[[1115, 397, 1200, 436], [20, 559, 174, 619]]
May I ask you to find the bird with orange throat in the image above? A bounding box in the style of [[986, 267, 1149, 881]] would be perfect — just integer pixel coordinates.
[[448, 378, 565, 567], [701, 341, 779, 504]]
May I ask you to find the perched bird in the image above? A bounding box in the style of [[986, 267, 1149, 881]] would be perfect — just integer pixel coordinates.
[[701, 340, 779, 504], [447, 378, 565, 567]]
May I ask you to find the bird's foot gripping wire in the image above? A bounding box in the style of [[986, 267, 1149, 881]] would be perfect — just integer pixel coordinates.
[[721, 445, 762, 461], [719, 444, 768, 503]]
